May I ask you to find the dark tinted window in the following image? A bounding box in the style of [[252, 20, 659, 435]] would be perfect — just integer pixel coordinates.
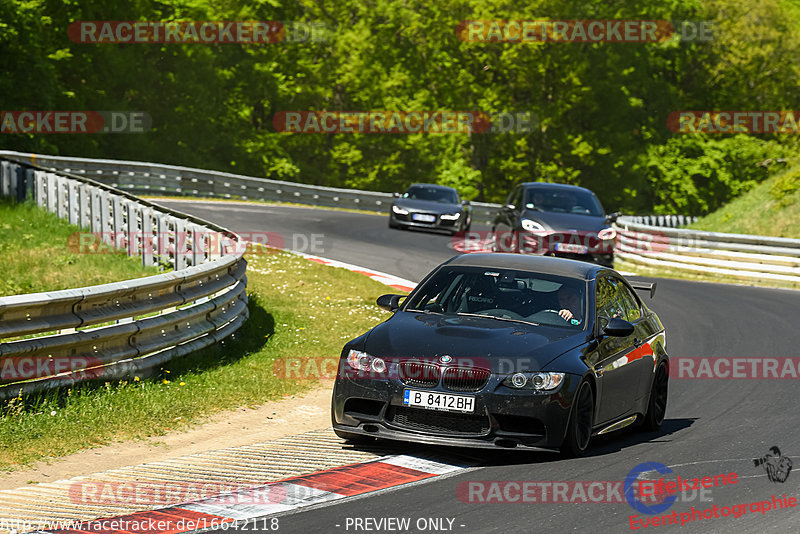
[[404, 186, 458, 203], [404, 266, 586, 329], [524, 187, 604, 216]]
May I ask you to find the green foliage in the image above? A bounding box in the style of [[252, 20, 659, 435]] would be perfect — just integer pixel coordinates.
[[770, 166, 800, 207], [639, 136, 788, 215], [2, 0, 800, 213]]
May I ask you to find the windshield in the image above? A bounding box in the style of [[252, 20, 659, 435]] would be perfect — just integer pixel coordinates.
[[404, 186, 458, 204], [525, 188, 604, 216], [404, 266, 586, 329]]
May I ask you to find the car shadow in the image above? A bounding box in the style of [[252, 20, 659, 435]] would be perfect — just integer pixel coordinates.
[[338, 417, 697, 467]]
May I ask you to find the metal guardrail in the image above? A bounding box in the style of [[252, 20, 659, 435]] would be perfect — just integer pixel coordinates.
[[0, 151, 504, 225], [614, 216, 800, 285], [5, 150, 797, 289], [0, 156, 249, 399]]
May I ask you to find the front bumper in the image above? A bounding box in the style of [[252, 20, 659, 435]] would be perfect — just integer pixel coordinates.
[[517, 233, 614, 267], [332, 367, 581, 450], [390, 211, 460, 231]]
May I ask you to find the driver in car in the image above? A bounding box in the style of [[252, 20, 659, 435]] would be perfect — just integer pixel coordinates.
[[557, 285, 581, 322]]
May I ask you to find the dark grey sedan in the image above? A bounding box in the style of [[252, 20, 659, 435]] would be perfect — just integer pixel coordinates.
[[389, 183, 471, 235], [492, 182, 618, 267]]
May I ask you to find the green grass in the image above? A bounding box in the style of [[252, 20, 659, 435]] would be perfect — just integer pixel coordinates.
[[0, 247, 394, 471], [0, 198, 159, 295], [688, 163, 800, 238]]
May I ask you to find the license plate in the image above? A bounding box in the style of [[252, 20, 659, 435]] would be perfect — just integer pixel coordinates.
[[403, 389, 475, 413], [554, 242, 588, 254], [412, 213, 436, 223]]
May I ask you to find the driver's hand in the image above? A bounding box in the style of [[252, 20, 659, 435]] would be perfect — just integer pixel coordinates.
[[558, 309, 573, 321]]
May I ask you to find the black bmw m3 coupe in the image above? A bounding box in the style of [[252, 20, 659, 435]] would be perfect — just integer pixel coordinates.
[[331, 253, 668, 456]]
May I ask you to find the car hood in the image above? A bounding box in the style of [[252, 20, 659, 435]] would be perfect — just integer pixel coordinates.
[[363, 311, 586, 373], [523, 210, 607, 233], [394, 198, 461, 214]]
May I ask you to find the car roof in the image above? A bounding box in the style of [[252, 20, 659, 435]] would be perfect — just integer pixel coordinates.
[[407, 183, 457, 192], [444, 253, 606, 280], [520, 182, 596, 195]]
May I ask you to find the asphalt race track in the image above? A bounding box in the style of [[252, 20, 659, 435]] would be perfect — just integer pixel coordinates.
[[156, 199, 800, 534]]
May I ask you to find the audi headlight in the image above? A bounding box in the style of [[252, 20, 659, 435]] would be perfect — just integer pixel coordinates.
[[503, 372, 565, 391], [440, 213, 461, 220], [392, 205, 409, 215], [521, 219, 546, 233], [346, 349, 387, 374], [598, 227, 617, 240]]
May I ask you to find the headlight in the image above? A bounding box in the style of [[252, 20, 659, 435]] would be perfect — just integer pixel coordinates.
[[392, 205, 409, 215], [503, 372, 565, 390], [346, 349, 387, 374], [598, 227, 616, 240], [521, 219, 546, 233], [440, 213, 461, 220]]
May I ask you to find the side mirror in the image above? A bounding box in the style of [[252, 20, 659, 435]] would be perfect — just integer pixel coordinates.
[[504, 203, 516, 210], [377, 294, 404, 312], [605, 212, 620, 224], [603, 317, 634, 337], [462, 200, 470, 206], [393, 192, 402, 198]]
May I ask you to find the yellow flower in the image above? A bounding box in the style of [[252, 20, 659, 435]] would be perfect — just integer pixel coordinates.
[[180, 382, 186, 386], [162, 379, 170, 385], [134, 376, 140, 382]]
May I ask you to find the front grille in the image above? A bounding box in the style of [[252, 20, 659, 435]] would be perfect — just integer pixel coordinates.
[[387, 405, 490, 435], [442, 366, 491, 392], [399, 361, 441, 388]]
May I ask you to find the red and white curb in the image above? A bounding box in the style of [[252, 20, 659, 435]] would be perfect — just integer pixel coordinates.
[[293, 252, 417, 293], [34, 455, 471, 533]]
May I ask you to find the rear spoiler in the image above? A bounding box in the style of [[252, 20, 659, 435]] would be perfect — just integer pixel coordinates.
[[630, 281, 657, 299]]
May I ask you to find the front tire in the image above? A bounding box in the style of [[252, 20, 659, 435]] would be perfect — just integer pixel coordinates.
[[561, 380, 594, 457], [641, 362, 668, 431]]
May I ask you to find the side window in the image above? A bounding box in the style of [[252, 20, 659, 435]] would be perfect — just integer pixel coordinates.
[[506, 187, 519, 207], [595, 276, 624, 326], [616, 281, 642, 322], [513, 187, 525, 211]]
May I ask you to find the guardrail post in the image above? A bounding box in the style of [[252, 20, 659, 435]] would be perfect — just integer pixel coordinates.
[[156, 214, 169, 270], [191, 225, 204, 266], [174, 219, 188, 270], [57, 175, 68, 219], [90, 189, 102, 233], [0, 161, 9, 197], [99, 191, 112, 245], [46, 173, 58, 213], [68, 182, 79, 225], [79, 183, 91, 229], [141, 208, 157, 267], [35, 170, 46, 207], [126, 202, 140, 257]]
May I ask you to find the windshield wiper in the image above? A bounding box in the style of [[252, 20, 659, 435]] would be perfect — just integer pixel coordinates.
[[456, 312, 538, 326]]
